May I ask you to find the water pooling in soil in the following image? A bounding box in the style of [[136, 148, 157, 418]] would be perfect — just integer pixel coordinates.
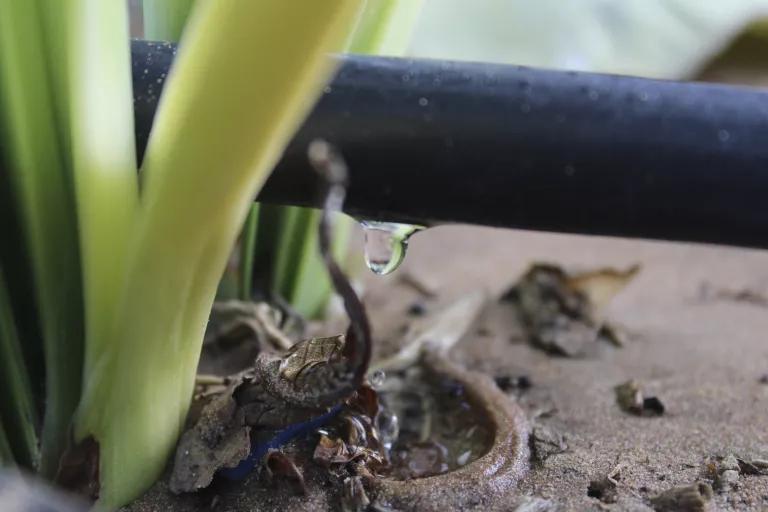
[[374, 365, 494, 480], [360, 221, 424, 275]]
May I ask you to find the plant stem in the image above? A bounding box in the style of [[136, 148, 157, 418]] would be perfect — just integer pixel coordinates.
[[142, 0, 196, 42], [239, 205, 260, 301], [75, 1, 362, 507]]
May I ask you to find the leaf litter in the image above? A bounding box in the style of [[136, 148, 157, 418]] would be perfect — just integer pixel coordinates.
[[502, 263, 639, 356]]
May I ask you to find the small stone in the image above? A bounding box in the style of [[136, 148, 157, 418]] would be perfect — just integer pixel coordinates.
[[714, 469, 739, 492], [615, 380, 665, 416], [719, 454, 740, 472], [530, 423, 568, 463], [650, 482, 713, 512]]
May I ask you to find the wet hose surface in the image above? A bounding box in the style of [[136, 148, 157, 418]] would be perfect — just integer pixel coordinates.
[[132, 40, 768, 249]]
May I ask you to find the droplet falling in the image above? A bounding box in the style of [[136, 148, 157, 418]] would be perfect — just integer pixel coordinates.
[[360, 221, 424, 276]]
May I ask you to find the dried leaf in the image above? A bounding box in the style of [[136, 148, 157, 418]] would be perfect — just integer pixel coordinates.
[[567, 264, 640, 313], [170, 381, 251, 494], [341, 476, 370, 512], [55, 436, 100, 501], [371, 292, 487, 372], [737, 457, 768, 476], [505, 264, 637, 357], [279, 335, 344, 382], [264, 449, 306, 495]]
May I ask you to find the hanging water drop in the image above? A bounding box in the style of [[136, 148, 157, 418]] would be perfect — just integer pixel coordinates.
[[360, 221, 424, 276]]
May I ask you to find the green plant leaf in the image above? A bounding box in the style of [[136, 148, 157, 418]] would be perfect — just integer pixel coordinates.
[[75, 1, 362, 507], [239, 205, 260, 301], [142, 0, 196, 42], [0, 422, 13, 465], [0, 265, 40, 468], [0, 0, 85, 476]]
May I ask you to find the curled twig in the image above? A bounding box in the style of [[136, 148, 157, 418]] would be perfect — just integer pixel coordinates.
[[308, 140, 372, 392]]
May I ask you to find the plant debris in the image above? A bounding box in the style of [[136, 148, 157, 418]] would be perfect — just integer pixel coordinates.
[[530, 423, 568, 463], [614, 380, 665, 416], [200, 300, 300, 375], [650, 482, 713, 512], [172, 143, 376, 494], [341, 476, 371, 512], [54, 436, 100, 501], [502, 263, 639, 357], [736, 456, 768, 476], [698, 281, 768, 308], [264, 449, 306, 495], [370, 292, 487, 373]]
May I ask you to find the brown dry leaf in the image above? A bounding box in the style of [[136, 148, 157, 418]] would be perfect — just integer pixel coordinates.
[[313, 435, 364, 466], [567, 264, 640, 313], [280, 335, 344, 382], [264, 449, 306, 495], [341, 475, 370, 512], [505, 263, 638, 357], [170, 379, 251, 494], [205, 300, 295, 350]]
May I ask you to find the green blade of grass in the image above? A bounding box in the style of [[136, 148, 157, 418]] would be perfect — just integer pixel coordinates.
[[0, 0, 85, 476], [0, 265, 40, 468], [75, 1, 362, 507]]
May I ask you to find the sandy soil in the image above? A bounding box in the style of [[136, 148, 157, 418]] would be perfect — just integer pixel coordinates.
[[128, 224, 768, 511], [364, 225, 768, 511]]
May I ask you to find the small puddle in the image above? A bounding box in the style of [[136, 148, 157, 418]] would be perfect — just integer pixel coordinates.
[[376, 365, 494, 480]]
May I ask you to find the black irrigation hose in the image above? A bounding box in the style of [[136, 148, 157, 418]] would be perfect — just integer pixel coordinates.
[[132, 40, 768, 249]]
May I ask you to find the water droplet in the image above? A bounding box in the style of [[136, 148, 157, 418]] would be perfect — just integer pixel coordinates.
[[520, 103, 531, 113], [457, 450, 472, 466], [418, 97, 429, 107], [638, 92, 649, 102], [360, 221, 424, 276], [718, 129, 731, 142], [375, 408, 399, 450], [588, 90, 599, 101], [370, 369, 386, 388], [323, 85, 332, 94], [564, 164, 576, 176]]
